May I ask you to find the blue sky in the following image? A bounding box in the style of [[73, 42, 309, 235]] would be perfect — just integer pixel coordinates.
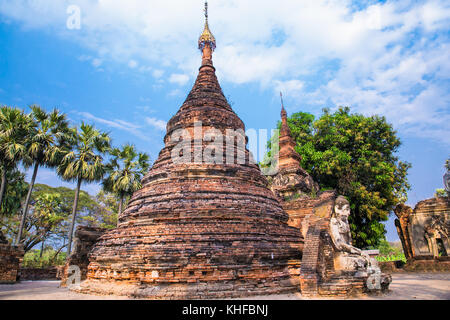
[[0, 0, 449, 242]]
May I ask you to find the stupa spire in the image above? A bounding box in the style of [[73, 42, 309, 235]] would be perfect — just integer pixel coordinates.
[[270, 93, 320, 198], [280, 92, 288, 125], [198, 1, 216, 66], [280, 92, 292, 138]]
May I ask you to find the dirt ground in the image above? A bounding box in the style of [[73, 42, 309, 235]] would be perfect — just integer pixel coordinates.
[[0, 273, 449, 300]]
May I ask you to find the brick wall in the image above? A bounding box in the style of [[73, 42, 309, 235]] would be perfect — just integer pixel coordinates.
[[0, 244, 24, 283], [20, 267, 62, 281]]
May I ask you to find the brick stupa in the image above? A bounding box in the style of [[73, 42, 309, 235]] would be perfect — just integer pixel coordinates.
[[270, 97, 319, 200], [76, 3, 303, 299]]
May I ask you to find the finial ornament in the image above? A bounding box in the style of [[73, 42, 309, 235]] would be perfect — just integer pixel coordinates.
[[199, 0, 216, 52], [280, 92, 287, 119]]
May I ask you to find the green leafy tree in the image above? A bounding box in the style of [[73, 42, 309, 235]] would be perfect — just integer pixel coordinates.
[[0, 168, 28, 217], [103, 144, 150, 216], [435, 189, 447, 198], [0, 106, 34, 211], [377, 239, 394, 256], [0, 182, 118, 255], [19, 183, 99, 255], [57, 123, 110, 254], [31, 183, 98, 249], [81, 190, 119, 229], [22, 248, 67, 268], [267, 107, 411, 248], [32, 184, 98, 214], [0, 192, 67, 252], [16, 106, 70, 245]]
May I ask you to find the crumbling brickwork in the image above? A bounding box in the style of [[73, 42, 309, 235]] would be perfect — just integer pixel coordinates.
[[282, 191, 336, 236], [272, 104, 391, 297], [270, 104, 319, 201], [0, 243, 24, 283], [60, 226, 107, 287], [402, 257, 450, 272], [394, 197, 449, 260], [21, 267, 60, 281], [394, 204, 414, 260], [76, 46, 303, 300], [299, 224, 322, 295], [299, 219, 389, 297]]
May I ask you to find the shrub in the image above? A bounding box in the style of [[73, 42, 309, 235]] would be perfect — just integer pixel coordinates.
[[22, 248, 67, 268], [375, 239, 406, 263]]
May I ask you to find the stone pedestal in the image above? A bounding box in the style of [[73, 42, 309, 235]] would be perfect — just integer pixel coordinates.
[[299, 221, 391, 297]]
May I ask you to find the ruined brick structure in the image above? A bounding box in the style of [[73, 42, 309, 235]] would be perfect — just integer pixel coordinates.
[[21, 267, 60, 281], [394, 204, 414, 260], [395, 196, 449, 261], [75, 5, 303, 299], [294, 198, 378, 297], [60, 226, 107, 287], [282, 190, 337, 236], [0, 231, 24, 283], [270, 100, 319, 202], [271, 104, 391, 297]]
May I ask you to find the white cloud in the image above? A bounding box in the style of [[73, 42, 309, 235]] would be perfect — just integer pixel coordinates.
[[77, 111, 151, 141], [136, 105, 155, 114], [1, 0, 449, 144], [274, 80, 304, 99], [128, 59, 138, 69], [78, 55, 103, 69], [145, 117, 167, 131], [152, 69, 164, 79], [169, 73, 190, 86], [92, 58, 103, 68]]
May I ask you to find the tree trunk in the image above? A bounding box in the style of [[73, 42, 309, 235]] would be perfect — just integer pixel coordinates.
[[16, 162, 39, 245], [118, 195, 124, 216], [40, 240, 45, 258], [0, 165, 7, 213], [67, 178, 82, 256], [52, 243, 67, 263]]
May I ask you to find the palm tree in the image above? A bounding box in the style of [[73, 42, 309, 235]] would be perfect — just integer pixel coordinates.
[[0, 106, 34, 211], [57, 123, 111, 254], [103, 144, 150, 216], [15, 105, 70, 245]]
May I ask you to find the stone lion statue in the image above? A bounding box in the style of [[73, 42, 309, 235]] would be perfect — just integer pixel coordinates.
[[329, 196, 392, 291], [330, 196, 371, 273]]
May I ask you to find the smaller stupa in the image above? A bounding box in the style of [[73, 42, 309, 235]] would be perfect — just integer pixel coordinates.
[[270, 94, 319, 200]]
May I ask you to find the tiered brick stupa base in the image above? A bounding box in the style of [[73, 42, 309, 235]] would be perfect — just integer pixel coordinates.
[[75, 36, 303, 299]]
